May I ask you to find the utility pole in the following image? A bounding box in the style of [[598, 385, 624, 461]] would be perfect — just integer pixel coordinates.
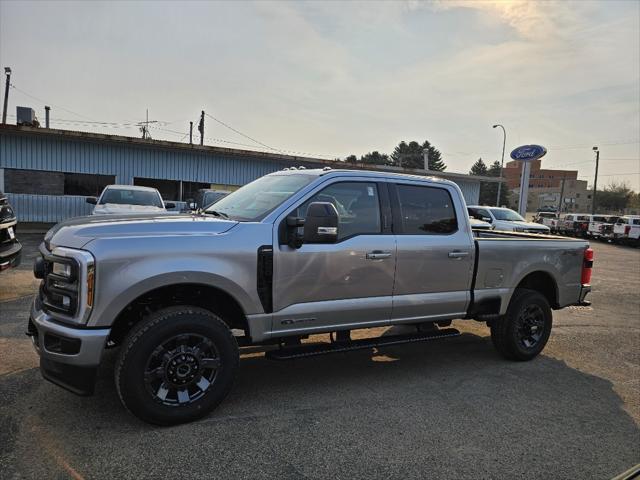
[[591, 146, 599, 215], [422, 148, 430, 172], [189, 121, 193, 144], [558, 175, 566, 213], [45, 106, 50, 128], [2, 67, 11, 124], [198, 110, 205, 145], [493, 124, 506, 206]]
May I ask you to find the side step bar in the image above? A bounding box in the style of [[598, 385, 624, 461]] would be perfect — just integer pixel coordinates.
[[265, 328, 461, 361]]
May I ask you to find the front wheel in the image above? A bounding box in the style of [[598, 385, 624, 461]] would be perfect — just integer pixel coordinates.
[[490, 289, 552, 361], [115, 306, 239, 425]]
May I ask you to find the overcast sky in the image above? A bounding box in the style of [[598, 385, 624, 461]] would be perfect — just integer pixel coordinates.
[[1, 0, 639, 190]]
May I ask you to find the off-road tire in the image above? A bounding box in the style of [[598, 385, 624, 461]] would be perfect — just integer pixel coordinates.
[[115, 306, 239, 425], [490, 289, 552, 361]]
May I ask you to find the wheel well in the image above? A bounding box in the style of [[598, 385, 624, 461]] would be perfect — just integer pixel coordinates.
[[108, 283, 248, 345], [515, 271, 559, 308]]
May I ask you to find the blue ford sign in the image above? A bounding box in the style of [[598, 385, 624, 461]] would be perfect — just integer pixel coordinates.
[[510, 144, 547, 162]]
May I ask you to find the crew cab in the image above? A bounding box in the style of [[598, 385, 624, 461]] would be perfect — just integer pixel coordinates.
[[0, 192, 22, 271], [613, 215, 640, 246], [467, 206, 550, 234], [28, 169, 593, 425]]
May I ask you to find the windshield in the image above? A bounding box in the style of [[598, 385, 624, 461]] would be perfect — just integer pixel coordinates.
[[100, 188, 163, 207], [206, 174, 315, 221], [490, 208, 525, 222]]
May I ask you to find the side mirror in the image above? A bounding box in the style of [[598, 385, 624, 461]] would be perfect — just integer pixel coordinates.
[[304, 202, 339, 244], [165, 202, 176, 209], [286, 216, 305, 249], [86, 197, 97, 205], [189, 202, 198, 210]]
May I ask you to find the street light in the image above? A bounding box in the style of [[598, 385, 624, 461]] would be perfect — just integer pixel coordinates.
[[591, 146, 599, 215], [493, 124, 506, 206]]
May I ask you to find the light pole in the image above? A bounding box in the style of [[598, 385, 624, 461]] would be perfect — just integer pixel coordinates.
[[493, 124, 506, 206], [2, 67, 11, 124], [591, 146, 599, 215]]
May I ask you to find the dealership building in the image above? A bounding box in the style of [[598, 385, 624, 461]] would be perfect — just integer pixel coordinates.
[[0, 124, 498, 223]]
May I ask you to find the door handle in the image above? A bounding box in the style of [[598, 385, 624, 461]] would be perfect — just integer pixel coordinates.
[[448, 251, 469, 259], [366, 250, 392, 260]]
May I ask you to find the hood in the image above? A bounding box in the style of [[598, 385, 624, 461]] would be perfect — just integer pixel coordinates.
[[93, 203, 167, 215], [508, 221, 549, 230], [44, 213, 239, 250]]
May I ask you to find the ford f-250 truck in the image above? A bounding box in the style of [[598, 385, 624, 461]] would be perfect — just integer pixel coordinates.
[[28, 169, 593, 425]]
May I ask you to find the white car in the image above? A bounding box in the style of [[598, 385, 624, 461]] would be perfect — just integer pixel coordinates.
[[469, 217, 494, 230], [613, 215, 640, 246], [534, 212, 560, 232], [587, 215, 619, 240], [467, 206, 550, 234], [87, 185, 175, 215]]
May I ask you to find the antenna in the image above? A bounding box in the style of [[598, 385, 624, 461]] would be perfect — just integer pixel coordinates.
[[137, 108, 158, 139]]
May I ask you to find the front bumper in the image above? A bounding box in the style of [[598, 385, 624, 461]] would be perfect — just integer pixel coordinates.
[[28, 299, 110, 395]]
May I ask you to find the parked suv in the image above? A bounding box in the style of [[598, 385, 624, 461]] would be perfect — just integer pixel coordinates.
[[0, 192, 22, 271], [467, 206, 550, 233], [29, 169, 592, 425]]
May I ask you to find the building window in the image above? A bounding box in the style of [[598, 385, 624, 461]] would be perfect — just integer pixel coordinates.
[[576, 193, 580, 198], [64, 173, 116, 196], [5, 168, 114, 196], [134, 177, 180, 201]]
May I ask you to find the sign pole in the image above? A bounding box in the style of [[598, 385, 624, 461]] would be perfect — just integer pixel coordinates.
[[518, 161, 531, 217]]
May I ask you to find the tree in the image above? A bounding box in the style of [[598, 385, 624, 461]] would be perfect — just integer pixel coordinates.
[[344, 154, 358, 163], [390, 140, 446, 171], [473, 159, 510, 206], [469, 158, 488, 176], [360, 151, 391, 165], [594, 181, 634, 213]]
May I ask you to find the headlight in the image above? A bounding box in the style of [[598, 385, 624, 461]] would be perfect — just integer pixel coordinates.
[[52, 261, 73, 278], [38, 246, 95, 324]]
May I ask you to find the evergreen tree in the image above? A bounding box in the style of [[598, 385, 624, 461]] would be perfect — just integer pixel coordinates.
[[469, 158, 488, 176], [360, 151, 391, 165], [390, 140, 446, 171], [344, 154, 358, 163]]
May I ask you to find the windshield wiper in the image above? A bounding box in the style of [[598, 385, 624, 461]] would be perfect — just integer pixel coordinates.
[[204, 209, 230, 219]]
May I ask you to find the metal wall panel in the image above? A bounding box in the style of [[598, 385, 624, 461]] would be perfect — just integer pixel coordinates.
[[6, 194, 92, 223], [1, 131, 482, 222]]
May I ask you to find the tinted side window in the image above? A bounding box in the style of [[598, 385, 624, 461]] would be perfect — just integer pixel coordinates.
[[396, 184, 457, 234], [298, 182, 381, 240]]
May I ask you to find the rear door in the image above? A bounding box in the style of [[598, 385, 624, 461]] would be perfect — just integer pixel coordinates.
[[389, 181, 474, 322]]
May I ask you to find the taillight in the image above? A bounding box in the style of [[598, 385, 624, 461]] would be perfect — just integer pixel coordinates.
[[624, 225, 631, 235], [581, 247, 594, 285]]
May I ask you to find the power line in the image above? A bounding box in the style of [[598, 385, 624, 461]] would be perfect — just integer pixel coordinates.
[[204, 112, 276, 151], [9, 83, 97, 121]]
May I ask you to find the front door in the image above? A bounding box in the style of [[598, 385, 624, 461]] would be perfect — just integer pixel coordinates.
[[271, 180, 396, 336], [390, 182, 474, 322]]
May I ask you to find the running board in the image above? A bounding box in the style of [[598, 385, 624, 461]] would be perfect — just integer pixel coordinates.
[[265, 328, 461, 361]]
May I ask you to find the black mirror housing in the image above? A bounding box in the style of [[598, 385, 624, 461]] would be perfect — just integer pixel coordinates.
[[304, 202, 339, 244], [86, 197, 97, 205], [165, 202, 176, 209]]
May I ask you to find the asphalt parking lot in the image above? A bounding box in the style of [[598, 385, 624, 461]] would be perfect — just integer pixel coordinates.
[[1, 234, 638, 479]]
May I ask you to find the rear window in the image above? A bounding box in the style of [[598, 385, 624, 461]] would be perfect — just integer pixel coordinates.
[[396, 184, 457, 235]]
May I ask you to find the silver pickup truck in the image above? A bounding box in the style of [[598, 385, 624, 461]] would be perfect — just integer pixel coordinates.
[[28, 169, 593, 425]]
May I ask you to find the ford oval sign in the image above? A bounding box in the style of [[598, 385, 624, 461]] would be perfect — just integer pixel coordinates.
[[510, 144, 547, 162]]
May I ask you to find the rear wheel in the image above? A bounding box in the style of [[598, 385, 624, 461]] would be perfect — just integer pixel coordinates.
[[115, 306, 239, 425], [490, 289, 552, 361]]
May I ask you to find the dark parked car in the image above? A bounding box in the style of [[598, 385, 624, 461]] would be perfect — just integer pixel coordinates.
[[190, 189, 232, 210], [0, 192, 22, 271]]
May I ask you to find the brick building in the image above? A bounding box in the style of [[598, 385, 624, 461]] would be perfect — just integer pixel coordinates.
[[505, 159, 592, 213]]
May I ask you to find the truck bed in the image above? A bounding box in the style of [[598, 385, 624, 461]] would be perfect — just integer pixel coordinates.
[[471, 230, 589, 314]]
